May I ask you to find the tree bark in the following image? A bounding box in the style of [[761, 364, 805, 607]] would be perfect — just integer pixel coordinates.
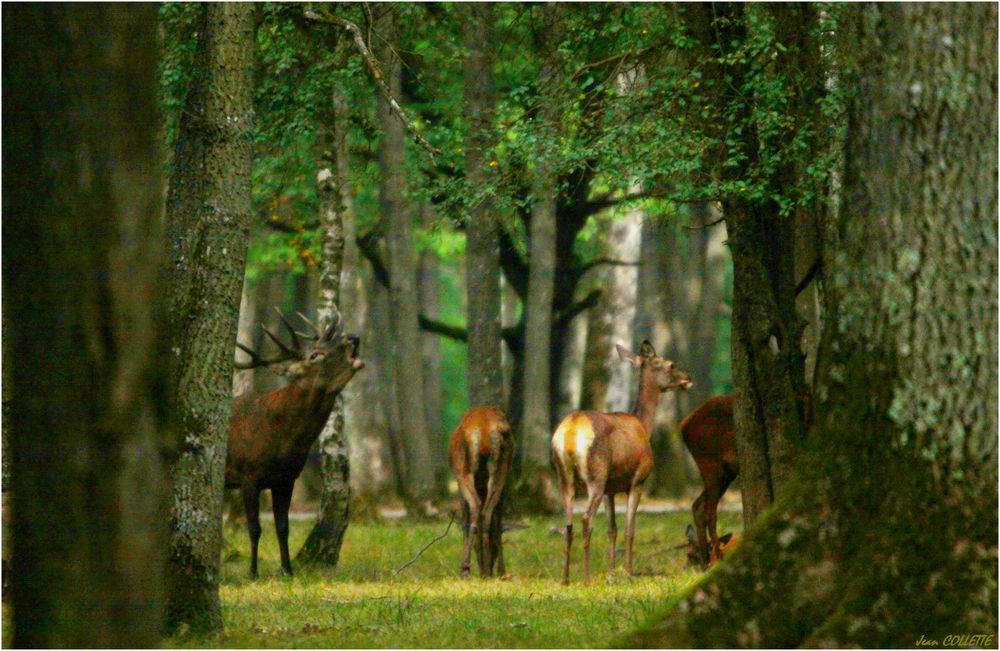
[[628, 4, 997, 645], [462, 2, 505, 412], [297, 79, 352, 565], [418, 203, 447, 492], [377, 13, 436, 505], [5, 5, 169, 645], [521, 171, 558, 470], [161, 2, 256, 634], [603, 208, 643, 413]]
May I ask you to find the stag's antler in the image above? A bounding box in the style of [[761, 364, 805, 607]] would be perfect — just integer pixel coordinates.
[[233, 308, 307, 370]]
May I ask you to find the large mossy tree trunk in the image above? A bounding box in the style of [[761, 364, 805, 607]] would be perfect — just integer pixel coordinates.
[[297, 80, 352, 566], [4, 4, 170, 645], [377, 10, 436, 507], [462, 2, 505, 414], [628, 4, 997, 646], [162, 2, 256, 634]]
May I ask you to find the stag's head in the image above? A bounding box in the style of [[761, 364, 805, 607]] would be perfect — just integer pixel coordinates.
[[616, 340, 693, 392], [235, 308, 364, 395]]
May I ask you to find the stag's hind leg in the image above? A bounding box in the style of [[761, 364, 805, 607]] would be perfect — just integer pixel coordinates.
[[480, 433, 513, 578]]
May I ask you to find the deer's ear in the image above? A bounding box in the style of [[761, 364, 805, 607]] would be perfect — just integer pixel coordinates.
[[686, 524, 697, 544], [719, 532, 733, 545], [640, 340, 656, 358], [616, 344, 640, 367]]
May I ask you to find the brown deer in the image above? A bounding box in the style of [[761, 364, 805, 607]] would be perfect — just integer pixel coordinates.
[[551, 341, 692, 585], [681, 392, 811, 569], [226, 308, 363, 578], [680, 394, 738, 570], [448, 406, 515, 579]]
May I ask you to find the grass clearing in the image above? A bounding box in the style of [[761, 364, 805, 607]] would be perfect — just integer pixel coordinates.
[[166, 509, 742, 648]]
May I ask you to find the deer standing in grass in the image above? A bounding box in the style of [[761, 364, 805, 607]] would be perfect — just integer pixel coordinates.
[[448, 406, 515, 578], [226, 309, 363, 578], [552, 341, 692, 585], [680, 394, 738, 570]]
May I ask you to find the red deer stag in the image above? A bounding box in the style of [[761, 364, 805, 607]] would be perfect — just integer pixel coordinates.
[[227, 308, 363, 578], [551, 341, 692, 585], [448, 406, 515, 578], [680, 394, 737, 570]]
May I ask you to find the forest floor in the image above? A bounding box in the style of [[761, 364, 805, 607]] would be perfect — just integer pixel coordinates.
[[0, 499, 743, 647], [167, 504, 743, 648]]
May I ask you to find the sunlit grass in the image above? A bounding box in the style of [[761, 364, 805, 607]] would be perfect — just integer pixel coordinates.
[[165, 509, 742, 648]]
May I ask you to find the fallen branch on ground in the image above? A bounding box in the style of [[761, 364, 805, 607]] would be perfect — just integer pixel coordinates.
[[392, 511, 456, 576]]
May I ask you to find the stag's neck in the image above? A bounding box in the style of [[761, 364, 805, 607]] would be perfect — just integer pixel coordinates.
[[275, 378, 338, 439], [630, 368, 662, 435]]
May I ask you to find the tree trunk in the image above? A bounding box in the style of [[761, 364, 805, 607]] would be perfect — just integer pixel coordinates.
[[5, 5, 169, 645], [629, 4, 997, 645], [462, 2, 505, 413], [555, 314, 587, 423], [377, 16, 436, 505], [521, 171, 558, 470], [419, 203, 447, 493], [603, 208, 643, 413], [161, 2, 256, 634], [297, 80, 352, 564]]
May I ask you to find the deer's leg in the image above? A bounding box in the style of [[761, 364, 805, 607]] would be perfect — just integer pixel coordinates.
[[554, 455, 575, 586], [691, 489, 711, 568], [708, 470, 737, 563], [456, 473, 482, 579], [605, 495, 617, 572], [581, 483, 604, 585], [271, 482, 295, 576], [624, 484, 644, 576], [242, 484, 262, 579], [481, 437, 512, 578], [494, 497, 506, 578]]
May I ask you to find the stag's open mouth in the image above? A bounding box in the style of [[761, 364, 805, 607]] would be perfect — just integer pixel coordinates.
[[347, 334, 364, 370]]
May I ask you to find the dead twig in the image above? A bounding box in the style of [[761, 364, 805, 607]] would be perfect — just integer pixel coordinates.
[[392, 510, 457, 576], [303, 6, 442, 164]]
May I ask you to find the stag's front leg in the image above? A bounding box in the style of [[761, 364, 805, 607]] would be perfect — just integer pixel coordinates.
[[271, 482, 295, 576], [242, 484, 263, 579]]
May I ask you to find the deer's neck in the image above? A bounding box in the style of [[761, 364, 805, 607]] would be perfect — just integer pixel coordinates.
[[277, 377, 338, 437], [630, 368, 662, 435]]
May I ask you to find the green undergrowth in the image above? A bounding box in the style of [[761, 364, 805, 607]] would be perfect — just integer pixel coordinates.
[[167, 510, 742, 648]]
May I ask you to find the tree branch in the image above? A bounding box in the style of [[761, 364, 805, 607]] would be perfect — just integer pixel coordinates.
[[393, 511, 456, 576], [556, 289, 602, 329], [576, 257, 642, 276], [794, 258, 821, 296], [418, 315, 520, 345], [356, 231, 391, 289], [303, 6, 442, 163], [683, 216, 725, 231]]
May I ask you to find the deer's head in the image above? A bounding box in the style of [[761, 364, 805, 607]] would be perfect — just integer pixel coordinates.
[[235, 308, 364, 395], [682, 524, 734, 570], [616, 340, 693, 392]]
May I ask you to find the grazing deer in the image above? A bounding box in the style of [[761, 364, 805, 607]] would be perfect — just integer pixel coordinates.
[[682, 524, 738, 568], [680, 394, 738, 570], [226, 308, 363, 578], [448, 406, 515, 579], [551, 341, 692, 585]]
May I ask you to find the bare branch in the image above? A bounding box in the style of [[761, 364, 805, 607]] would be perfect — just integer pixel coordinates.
[[683, 216, 725, 231], [303, 6, 442, 164], [794, 258, 822, 296]]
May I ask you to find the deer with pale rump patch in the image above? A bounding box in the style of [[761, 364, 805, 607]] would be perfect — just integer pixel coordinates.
[[448, 406, 515, 578], [551, 341, 692, 585]]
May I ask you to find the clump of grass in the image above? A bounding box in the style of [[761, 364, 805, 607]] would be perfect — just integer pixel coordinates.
[[167, 509, 742, 648]]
